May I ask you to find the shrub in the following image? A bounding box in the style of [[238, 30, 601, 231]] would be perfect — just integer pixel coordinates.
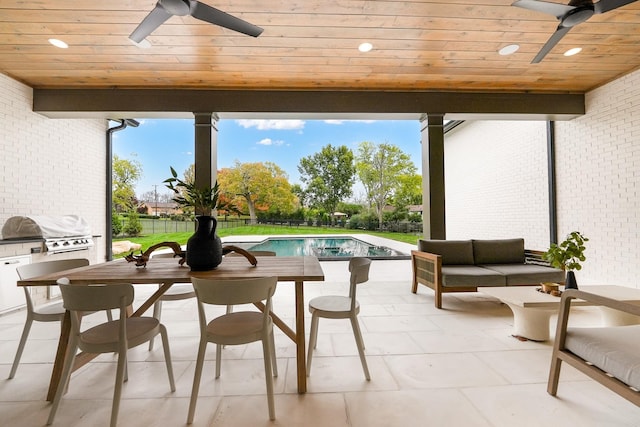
[[123, 210, 143, 236], [111, 209, 123, 236], [348, 213, 378, 230]]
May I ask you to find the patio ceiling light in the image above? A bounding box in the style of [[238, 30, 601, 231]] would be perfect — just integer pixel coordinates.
[[48, 38, 68, 49], [498, 44, 519, 56], [358, 42, 373, 53], [564, 47, 582, 57]]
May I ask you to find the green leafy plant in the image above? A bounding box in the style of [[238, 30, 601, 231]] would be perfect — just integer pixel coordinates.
[[543, 231, 589, 271], [164, 166, 237, 217], [123, 210, 143, 236], [111, 209, 123, 236]]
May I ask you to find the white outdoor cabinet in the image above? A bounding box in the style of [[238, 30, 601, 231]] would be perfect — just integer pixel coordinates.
[[0, 255, 30, 314]]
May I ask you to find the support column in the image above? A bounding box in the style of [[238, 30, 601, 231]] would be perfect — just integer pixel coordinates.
[[193, 112, 219, 189], [546, 121, 558, 245], [420, 114, 446, 239]]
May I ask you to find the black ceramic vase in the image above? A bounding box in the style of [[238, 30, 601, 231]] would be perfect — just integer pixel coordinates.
[[186, 215, 223, 271], [565, 270, 578, 290]]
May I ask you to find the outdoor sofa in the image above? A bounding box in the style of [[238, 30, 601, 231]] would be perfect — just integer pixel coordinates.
[[411, 238, 564, 308]]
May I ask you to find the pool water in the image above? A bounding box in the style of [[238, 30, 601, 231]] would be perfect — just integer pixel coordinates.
[[236, 237, 409, 260]]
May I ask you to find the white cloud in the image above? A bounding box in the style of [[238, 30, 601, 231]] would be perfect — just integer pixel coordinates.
[[236, 119, 305, 130], [324, 120, 376, 125], [257, 138, 284, 146]]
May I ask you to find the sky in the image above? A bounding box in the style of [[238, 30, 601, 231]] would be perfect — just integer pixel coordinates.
[[112, 118, 423, 200]]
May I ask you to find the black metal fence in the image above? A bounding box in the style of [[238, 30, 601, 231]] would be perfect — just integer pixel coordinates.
[[115, 217, 422, 237], [114, 218, 249, 237]]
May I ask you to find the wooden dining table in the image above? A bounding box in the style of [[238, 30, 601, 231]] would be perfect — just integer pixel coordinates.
[[17, 255, 325, 400]]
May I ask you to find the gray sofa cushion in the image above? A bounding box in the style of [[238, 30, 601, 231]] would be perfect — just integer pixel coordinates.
[[565, 325, 640, 390], [441, 265, 506, 288], [480, 264, 565, 285], [473, 238, 524, 265], [418, 239, 474, 265]]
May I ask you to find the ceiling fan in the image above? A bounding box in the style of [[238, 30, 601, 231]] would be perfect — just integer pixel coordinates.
[[512, 0, 638, 63], [129, 0, 263, 43]]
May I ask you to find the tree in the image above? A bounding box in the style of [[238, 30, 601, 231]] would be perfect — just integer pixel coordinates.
[[355, 141, 417, 228], [123, 210, 143, 236], [111, 209, 123, 236], [391, 173, 422, 210], [290, 183, 307, 207], [218, 161, 296, 224], [112, 154, 143, 212], [139, 190, 156, 203], [335, 202, 363, 217], [298, 144, 355, 214]]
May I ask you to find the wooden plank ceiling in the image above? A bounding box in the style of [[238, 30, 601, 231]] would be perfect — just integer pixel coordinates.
[[1, 0, 639, 93]]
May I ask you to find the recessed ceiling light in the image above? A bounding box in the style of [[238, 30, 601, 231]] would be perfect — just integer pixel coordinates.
[[498, 44, 519, 56], [358, 42, 373, 53], [48, 38, 68, 49], [564, 47, 582, 57]]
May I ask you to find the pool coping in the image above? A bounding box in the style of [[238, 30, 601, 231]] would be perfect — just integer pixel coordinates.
[[221, 233, 416, 261]]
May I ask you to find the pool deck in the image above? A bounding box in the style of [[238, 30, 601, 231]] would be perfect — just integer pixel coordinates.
[[221, 233, 416, 259]]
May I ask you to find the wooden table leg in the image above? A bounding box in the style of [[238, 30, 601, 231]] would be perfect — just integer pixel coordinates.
[[253, 302, 296, 342], [47, 310, 71, 401], [133, 283, 173, 317], [295, 280, 307, 393]]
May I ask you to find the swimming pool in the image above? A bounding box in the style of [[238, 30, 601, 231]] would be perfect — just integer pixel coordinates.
[[226, 236, 409, 260]]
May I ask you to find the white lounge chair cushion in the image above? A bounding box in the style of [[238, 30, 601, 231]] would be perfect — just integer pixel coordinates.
[[565, 325, 640, 390]]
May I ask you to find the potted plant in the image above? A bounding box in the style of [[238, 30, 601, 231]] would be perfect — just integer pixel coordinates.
[[543, 231, 588, 289], [164, 166, 236, 271]]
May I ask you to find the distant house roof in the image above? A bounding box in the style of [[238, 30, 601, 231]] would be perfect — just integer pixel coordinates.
[[140, 201, 181, 214]]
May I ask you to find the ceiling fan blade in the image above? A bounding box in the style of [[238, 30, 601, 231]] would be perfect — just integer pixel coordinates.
[[130, 4, 173, 43], [190, 0, 263, 37], [594, 0, 638, 13], [531, 25, 572, 63], [512, 0, 575, 19]]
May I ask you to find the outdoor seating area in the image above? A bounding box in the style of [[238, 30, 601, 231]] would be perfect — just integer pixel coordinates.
[[549, 289, 640, 407], [411, 238, 565, 309], [2, 2, 640, 425], [1, 258, 639, 426]]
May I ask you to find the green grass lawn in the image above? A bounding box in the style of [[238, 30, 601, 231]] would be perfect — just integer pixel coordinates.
[[113, 224, 421, 256]]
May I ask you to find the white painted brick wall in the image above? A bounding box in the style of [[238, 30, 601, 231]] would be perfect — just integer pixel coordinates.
[[444, 69, 640, 288], [0, 73, 107, 262], [554, 70, 640, 288], [444, 120, 550, 250]]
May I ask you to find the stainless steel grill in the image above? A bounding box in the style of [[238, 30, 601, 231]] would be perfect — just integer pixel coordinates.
[[1, 215, 94, 254]]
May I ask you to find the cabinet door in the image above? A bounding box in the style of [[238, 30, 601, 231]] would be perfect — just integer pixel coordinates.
[[0, 255, 31, 313]]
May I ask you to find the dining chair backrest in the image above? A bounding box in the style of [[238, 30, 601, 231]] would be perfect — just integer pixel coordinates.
[[16, 258, 90, 281], [191, 276, 277, 307], [57, 278, 134, 313], [17, 258, 90, 311], [348, 257, 371, 302]]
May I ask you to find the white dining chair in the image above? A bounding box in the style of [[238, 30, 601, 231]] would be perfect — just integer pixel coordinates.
[[224, 250, 275, 316], [47, 279, 176, 427], [9, 258, 112, 379], [187, 276, 278, 424], [307, 257, 372, 380], [147, 252, 196, 350]]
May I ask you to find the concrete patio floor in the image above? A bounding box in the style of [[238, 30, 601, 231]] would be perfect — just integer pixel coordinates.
[[1, 254, 639, 426]]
